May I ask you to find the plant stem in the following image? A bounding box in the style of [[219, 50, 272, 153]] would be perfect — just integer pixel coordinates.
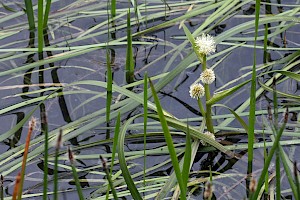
[[38, 0, 43, 53], [41, 104, 48, 200], [206, 104, 214, 133], [100, 156, 118, 200], [43, 0, 52, 29], [68, 148, 84, 200], [54, 130, 62, 200], [202, 55, 214, 133], [17, 118, 35, 200], [197, 99, 206, 118], [24, 0, 35, 31]]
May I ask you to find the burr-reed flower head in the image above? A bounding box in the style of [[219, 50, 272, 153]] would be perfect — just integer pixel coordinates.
[[195, 33, 216, 55], [200, 68, 215, 84], [200, 131, 215, 146], [189, 83, 205, 99]]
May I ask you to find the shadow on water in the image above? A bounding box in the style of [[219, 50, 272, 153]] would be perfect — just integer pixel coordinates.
[[3, 112, 24, 148]]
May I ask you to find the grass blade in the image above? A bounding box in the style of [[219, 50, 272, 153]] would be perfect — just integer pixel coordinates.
[[214, 104, 248, 133], [41, 104, 48, 200], [182, 24, 202, 62], [207, 80, 250, 106], [111, 0, 116, 19], [294, 162, 300, 199], [110, 112, 120, 175], [149, 78, 186, 199], [38, 0, 44, 53], [148, 113, 234, 157], [125, 10, 134, 84], [53, 129, 63, 200], [68, 147, 84, 200], [117, 116, 143, 200], [272, 70, 300, 81], [0, 2, 17, 12], [263, 129, 269, 195], [100, 156, 118, 200], [248, 0, 261, 179], [251, 109, 288, 200], [182, 124, 191, 192], [105, 112, 121, 200], [143, 72, 148, 189], [156, 137, 202, 200], [43, 0, 52, 28], [272, 79, 281, 200], [24, 0, 35, 31], [106, 49, 113, 126], [278, 144, 299, 199]]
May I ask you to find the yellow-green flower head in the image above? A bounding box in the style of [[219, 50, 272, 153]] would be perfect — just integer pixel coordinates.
[[200, 131, 215, 146], [195, 33, 216, 55], [200, 68, 215, 84], [189, 83, 205, 99]]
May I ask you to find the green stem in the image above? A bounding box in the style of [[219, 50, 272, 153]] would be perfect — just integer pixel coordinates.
[[54, 130, 62, 200], [206, 104, 214, 133], [24, 0, 35, 31], [251, 110, 287, 200], [68, 148, 84, 200], [43, 0, 52, 28], [275, 148, 281, 200], [202, 55, 214, 133], [38, 0, 43, 53], [197, 98, 206, 118], [41, 105, 48, 200]]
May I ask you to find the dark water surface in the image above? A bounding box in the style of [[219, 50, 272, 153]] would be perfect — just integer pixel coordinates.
[[0, 0, 299, 199]]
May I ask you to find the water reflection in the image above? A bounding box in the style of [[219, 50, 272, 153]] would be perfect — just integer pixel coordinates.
[[3, 112, 24, 148]]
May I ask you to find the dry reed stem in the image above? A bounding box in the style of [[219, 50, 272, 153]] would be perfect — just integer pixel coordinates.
[[12, 172, 21, 200], [18, 117, 36, 199]]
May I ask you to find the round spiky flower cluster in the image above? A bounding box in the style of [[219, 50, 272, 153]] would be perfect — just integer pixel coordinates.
[[189, 83, 205, 99], [200, 131, 215, 146], [195, 33, 216, 55], [200, 68, 215, 84]]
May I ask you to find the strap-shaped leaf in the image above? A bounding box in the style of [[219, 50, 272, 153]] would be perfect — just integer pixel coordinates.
[[207, 80, 250, 106], [148, 114, 235, 158], [259, 80, 300, 100]]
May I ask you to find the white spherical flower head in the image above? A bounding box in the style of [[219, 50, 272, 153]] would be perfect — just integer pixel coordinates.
[[200, 68, 215, 84], [195, 33, 216, 55], [200, 131, 216, 146], [189, 83, 205, 99]]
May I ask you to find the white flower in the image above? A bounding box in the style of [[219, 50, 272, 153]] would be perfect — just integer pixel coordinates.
[[189, 83, 205, 99], [200, 68, 215, 84], [200, 131, 215, 146], [195, 33, 216, 55]]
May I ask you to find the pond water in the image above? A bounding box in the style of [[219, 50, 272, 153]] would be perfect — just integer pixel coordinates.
[[0, 0, 299, 199]]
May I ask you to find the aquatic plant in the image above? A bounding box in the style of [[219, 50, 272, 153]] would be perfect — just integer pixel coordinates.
[[189, 83, 205, 99], [195, 33, 216, 56], [200, 68, 215, 85], [0, 0, 299, 199]]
